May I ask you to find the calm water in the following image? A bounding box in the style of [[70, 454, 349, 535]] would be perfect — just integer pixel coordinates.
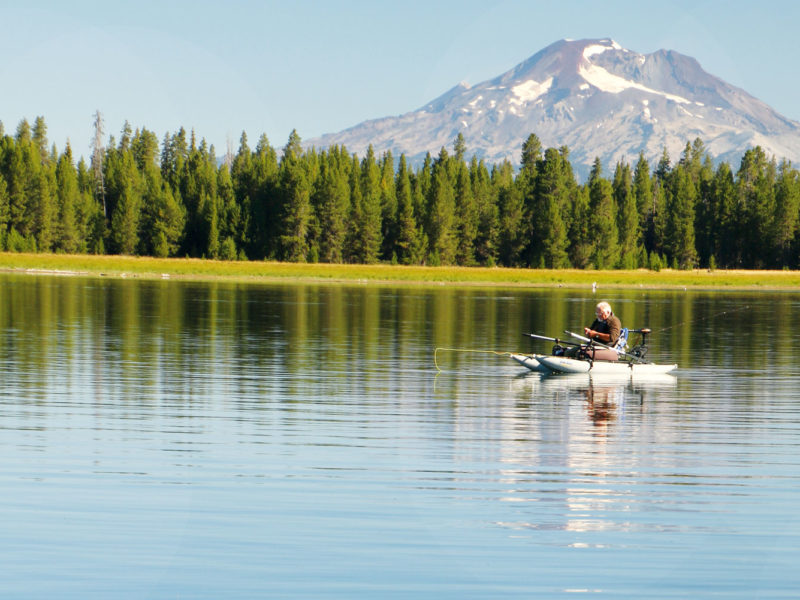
[[1, 274, 799, 599]]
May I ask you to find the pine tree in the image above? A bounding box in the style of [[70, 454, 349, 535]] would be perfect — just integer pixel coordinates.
[[665, 164, 698, 268], [646, 151, 670, 261], [75, 157, 103, 254], [534, 148, 569, 268], [160, 128, 188, 196], [520, 133, 542, 174], [454, 162, 477, 265], [0, 173, 9, 249], [495, 160, 525, 266], [106, 145, 143, 255], [706, 162, 735, 267], [655, 147, 671, 182], [248, 134, 279, 258], [773, 160, 800, 267], [230, 131, 254, 256], [453, 133, 467, 163], [179, 141, 219, 257], [414, 153, 432, 222], [427, 148, 457, 265], [205, 190, 220, 259], [693, 158, 718, 268], [471, 157, 498, 266], [3, 134, 32, 239], [632, 153, 652, 232], [29, 144, 58, 252], [278, 130, 312, 262], [315, 149, 350, 262], [378, 151, 398, 260], [568, 184, 593, 268], [352, 145, 382, 263], [394, 154, 423, 264], [518, 134, 542, 265], [613, 162, 639, 268], [138, 137, 185, 258], [119, 121, 133, 153], [216, 164, 241, 259], [588, 158, 619, 269], [32, 117, 50, 165], [54, 144, 80, 253]]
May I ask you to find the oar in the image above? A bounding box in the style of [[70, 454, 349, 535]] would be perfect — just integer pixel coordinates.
[[523, 333, 581, 347], [564, 330, 649, 364]]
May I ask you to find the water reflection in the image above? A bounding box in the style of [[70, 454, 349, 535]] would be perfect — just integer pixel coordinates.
[[2, 274, 799, 598], [499, 371, 686, 538]]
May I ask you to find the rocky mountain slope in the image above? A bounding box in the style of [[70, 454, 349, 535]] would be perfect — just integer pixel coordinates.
[[306, 38, 800, 180]]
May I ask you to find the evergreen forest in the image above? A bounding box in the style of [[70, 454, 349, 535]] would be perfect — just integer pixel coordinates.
[[2, 115, 799, 270]]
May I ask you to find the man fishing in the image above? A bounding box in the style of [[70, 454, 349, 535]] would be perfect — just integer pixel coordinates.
[[565, 301, 622, 361]]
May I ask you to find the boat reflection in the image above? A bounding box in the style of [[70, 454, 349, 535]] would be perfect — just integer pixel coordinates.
[[496, 371, 679, 537], [510, 370, 677, 425]]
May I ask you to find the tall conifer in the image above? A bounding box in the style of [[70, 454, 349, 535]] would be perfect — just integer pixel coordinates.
[[394, 154, 423, 265], [278, 130, 312, 262], [613, 162, 639, 268], [588, 158, 619, 269], [427, 148, 457, 265]]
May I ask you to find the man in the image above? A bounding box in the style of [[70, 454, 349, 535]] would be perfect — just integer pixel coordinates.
[[566, 301, 622, 361]]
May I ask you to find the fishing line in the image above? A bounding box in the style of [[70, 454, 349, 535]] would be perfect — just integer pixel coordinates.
[[652, 304, 750, 334], [434, 347, 515, 372]]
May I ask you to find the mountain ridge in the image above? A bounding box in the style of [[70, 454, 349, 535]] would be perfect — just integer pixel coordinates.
[[306, 38, 800, 180]]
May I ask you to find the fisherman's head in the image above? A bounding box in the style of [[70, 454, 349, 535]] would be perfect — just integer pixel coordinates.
[[595, 301, 612, 321]]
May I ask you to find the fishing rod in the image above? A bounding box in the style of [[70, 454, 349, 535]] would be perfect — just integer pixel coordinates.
[[522, 332, 582, 347], [564, 330, 650, 364]]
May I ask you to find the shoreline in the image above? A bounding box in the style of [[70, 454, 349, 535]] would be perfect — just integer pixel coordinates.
[[2, 252, 800, 290]]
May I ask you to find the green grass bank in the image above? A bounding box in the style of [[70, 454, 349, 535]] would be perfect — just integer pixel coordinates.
[[1, 252, 800, 290]]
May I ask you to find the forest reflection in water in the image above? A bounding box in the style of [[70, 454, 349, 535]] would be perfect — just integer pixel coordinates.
[[1, 273, 799, 599]]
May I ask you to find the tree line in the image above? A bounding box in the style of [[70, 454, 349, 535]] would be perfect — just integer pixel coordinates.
[[1, 115, 799, 269]]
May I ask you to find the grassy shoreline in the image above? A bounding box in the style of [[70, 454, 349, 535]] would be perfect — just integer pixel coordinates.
[[1, 252, 800, 290]]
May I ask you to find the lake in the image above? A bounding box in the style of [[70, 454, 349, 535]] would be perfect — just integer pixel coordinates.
[[1, 273, 799, 598]]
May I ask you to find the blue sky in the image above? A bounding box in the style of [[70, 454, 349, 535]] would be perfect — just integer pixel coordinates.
[[2, 0, 798, 162]]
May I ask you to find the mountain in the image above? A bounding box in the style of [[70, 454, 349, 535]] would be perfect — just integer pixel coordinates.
[[306, 38, 800, 181]]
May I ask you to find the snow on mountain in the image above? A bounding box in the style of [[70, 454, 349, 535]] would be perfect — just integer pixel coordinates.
[[305, 38, 800, 180]]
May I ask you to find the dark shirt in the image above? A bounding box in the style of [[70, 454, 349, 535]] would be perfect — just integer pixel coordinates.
[[589, 313, 621, 345]]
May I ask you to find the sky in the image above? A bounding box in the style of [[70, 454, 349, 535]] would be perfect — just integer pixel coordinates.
[[2, 0, 798, 163]]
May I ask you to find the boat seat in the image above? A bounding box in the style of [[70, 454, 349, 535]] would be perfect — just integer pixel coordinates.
[[613, 328, 629, 354]]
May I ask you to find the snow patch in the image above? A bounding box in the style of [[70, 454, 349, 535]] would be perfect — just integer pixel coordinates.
[[677, 106, 703, 119], [582, 40, 621, 61], [468, 95, 483, 108], [579, 83, 590, 91], [579, 62, 690, 104], [583, 44, 612, 60], [510, 77, 554, 104], [461, 120, 468, 128]]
